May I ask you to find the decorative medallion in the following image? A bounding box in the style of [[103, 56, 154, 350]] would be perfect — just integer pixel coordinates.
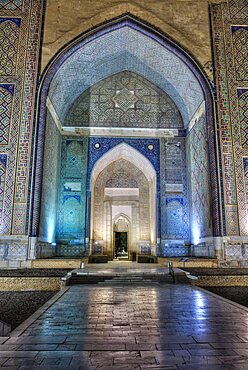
[[94, 142, 101, 149], [147, 144, 154, 151], [112, 88, 138, 111]]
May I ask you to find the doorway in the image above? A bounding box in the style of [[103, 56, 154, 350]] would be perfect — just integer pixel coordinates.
[[114, 232, 128, 259]]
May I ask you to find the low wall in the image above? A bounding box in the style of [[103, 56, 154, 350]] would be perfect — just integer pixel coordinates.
[[31, 259, 83, 269], [158, 257, 218, 268], [0, 277, 62, 291]]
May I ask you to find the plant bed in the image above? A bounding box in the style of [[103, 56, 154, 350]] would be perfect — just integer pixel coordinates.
[[182, 268, 248, 276], [0, 268, 71, 277], [0, 291, 57, 330], [203, 286, 248, 309]]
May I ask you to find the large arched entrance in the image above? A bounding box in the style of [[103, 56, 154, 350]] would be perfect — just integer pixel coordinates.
[[30, 15, 221, 259]]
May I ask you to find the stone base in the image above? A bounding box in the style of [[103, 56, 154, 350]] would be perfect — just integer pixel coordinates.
[[160, 241, 190, 257], [0, 260, 32, 269], [56, 244, 85, 257], [88, 254, 109, 263], [137, 255, 158, 263], [35, 241, 56, 259], [32, 259, 83, 269], [223, 238, 248, 261], [191, 242, 215, 258], [0, 236, 29, 267], [2, 235, 248, 268], [160, 238, 216, 258]]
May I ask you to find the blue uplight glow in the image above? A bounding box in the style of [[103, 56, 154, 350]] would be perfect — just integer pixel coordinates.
[[192, 222, 200, 245], [48, 222, 55, 244]]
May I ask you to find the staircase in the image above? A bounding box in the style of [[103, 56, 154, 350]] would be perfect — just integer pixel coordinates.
[[98, 274, 159, 285], [64, 271, 189, 286]]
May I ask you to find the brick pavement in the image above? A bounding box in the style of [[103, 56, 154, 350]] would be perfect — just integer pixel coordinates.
[[0, 284, 248, 369]]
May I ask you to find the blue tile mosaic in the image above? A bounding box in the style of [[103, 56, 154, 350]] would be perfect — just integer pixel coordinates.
[[0, 18, 21, 27], [88, 137, 160, 184], [56, 137, 88, 241]]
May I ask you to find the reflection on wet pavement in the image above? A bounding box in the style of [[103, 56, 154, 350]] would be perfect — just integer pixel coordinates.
[[1, 284, 248, 369]]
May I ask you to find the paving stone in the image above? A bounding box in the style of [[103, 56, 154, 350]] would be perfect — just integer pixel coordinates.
[[2, 357, 43, 366], [0, 357, 8, 366], [188, 349, 238, 356], [7, 336, 66, 344], [0, 344, 20, 350], [0, 337, 9, 344], [2, 284, 248, 369], [0, 350, 39, 357]]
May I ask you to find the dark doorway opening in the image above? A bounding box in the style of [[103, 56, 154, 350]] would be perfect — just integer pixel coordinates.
[[115, 232, 128, 259]]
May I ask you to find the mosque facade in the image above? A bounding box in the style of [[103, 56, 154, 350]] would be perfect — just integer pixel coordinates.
[[0, 0, 247, 266]]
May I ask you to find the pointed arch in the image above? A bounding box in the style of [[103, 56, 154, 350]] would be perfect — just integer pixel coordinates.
[[90, 143, 157, 248], [30, 14, 222, 240]]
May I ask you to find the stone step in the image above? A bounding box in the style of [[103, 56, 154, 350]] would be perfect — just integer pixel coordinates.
[[66, 271, 189, 285], [98, 281, 159, 285], [98, 275, 159, 285]]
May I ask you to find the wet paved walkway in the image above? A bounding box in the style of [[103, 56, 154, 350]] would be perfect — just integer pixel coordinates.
[[1, 284, 248, 369]]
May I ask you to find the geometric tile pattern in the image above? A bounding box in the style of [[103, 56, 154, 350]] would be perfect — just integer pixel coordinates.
[[0, 2, 43, 236], [0, 154, 7, 226], [11, 203, 26, 235], [229, 0, 248, 19], [112, 87, 138, 111], [165, 198, 184, 239], [211, 2, 248, 237], [187, 114, 212, 239], [0, 19, 20, 76], [56, 244, 85, 257], [88, 137, 160, 179], [56, 137, 88, 240], [105, 167, 138, 188], [232, 27, 248, 81], [0, 85, 14, 145], [7, 243, 27, 260], [12, 1, 43, 235], [211, 4, 239, 236], [39, 111, 61, 243], [49, 27, 204, 125], [160, 243, 190, 257], [160, 138, 190, 240], [0, 0, 22, 10], [243, 158, 248, 210], [64, 71, 183, 129], [164, 142, 183, 183], [239, 90, 248, 147]]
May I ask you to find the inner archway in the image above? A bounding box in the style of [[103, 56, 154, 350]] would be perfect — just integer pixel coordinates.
[[90, 143, 157, 259]]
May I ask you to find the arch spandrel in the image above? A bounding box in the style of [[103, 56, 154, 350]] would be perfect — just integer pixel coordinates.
[[42, 5, 213, 75]]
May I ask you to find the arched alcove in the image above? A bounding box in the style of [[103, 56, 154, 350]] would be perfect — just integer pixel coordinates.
[[31, 15, 221, 259], [90, 144, 157, 258]]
